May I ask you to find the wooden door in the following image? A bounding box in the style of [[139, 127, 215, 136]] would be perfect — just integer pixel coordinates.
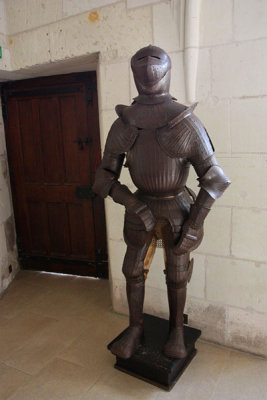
[[1, 72, 108, 278]]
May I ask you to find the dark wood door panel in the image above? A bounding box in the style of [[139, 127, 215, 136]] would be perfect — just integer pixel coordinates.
[[27, 200, 48, 254], [60, 95, 83, 184], [39, 96, 65, 184], [2, 72, 108, 277], [17, 99, 44, 183], [68, 202, 88, 256]]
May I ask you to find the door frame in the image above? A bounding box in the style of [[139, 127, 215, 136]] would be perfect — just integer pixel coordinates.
[[1, 70, 108, 278]]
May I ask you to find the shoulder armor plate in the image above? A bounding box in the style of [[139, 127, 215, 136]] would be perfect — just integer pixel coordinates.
[[115, 104, 128, 118], [184, 114, 214, 162], [105, 117, 139, 155], [156, 111, 214, 161], [156, 120, 193, 158]]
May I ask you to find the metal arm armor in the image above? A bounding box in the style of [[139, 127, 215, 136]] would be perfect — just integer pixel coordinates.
[[93, 155, 124, 198], [198, 165, 231, 200], [93, 115, 139, 200], [104, 117, 138, 155], [93, 113, 156, 231]]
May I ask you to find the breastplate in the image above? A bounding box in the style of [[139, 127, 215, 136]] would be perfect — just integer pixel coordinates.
[[126, 128, 190, 195]]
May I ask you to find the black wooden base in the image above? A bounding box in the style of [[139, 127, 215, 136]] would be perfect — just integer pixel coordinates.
[[107, 313, 201, 391]]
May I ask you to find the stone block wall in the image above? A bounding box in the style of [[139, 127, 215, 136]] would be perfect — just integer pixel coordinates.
[[0, 0, 266, 356], [189, 0, 267, 355]]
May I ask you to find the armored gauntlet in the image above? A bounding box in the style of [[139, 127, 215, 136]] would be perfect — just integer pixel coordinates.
[[174, 165, 231, 255], [110, 182, 156, 232], [93, 163, 156, 232]]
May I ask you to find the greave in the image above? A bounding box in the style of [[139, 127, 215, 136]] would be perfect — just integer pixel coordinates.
[[163, 284, 187, 358], [167, 285, 187, 329], [126, 279, 145, 327]]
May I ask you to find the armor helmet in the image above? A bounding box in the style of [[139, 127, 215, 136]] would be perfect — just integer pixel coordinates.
[[131, 45, 171, 97]]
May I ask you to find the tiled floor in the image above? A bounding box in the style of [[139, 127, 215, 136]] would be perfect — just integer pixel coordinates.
[[0, 270, 266, 400]]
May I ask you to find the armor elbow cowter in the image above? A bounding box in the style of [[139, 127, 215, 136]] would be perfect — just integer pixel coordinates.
[[198, 165, 231, 200], [92, 168, 116, 198]]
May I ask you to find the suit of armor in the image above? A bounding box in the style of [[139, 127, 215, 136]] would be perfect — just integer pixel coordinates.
[[93, 45, 231, 359]]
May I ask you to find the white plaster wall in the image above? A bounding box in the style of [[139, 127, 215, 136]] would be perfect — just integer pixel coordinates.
[[0, 100, 19, 294], [0, 0, 20, 295], [0, 0, 12, 71], [0, 0, 266, 356]]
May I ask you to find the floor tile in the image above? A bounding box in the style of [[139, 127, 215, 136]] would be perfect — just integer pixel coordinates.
[[2, 271, 267, 400], [210, 350, 267, 400], [24, 276, 111, 320], [8, 358, 99, 400], [81, 368, 159, 400], [0, 279, 52, 319], [59, 311, 128, 373], [24, 288, 88, 319], [0, 362, 32, 400], [13, 270, 40, 284], [68, 282, 113, 321], [25, 271, 76, 289], [3, 317, 90, 375], [0, 311, 57, 360]]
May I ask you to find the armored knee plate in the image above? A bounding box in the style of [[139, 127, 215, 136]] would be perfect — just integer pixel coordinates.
[[122, 245, 149, 286], [164, 258, 194, 289]]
